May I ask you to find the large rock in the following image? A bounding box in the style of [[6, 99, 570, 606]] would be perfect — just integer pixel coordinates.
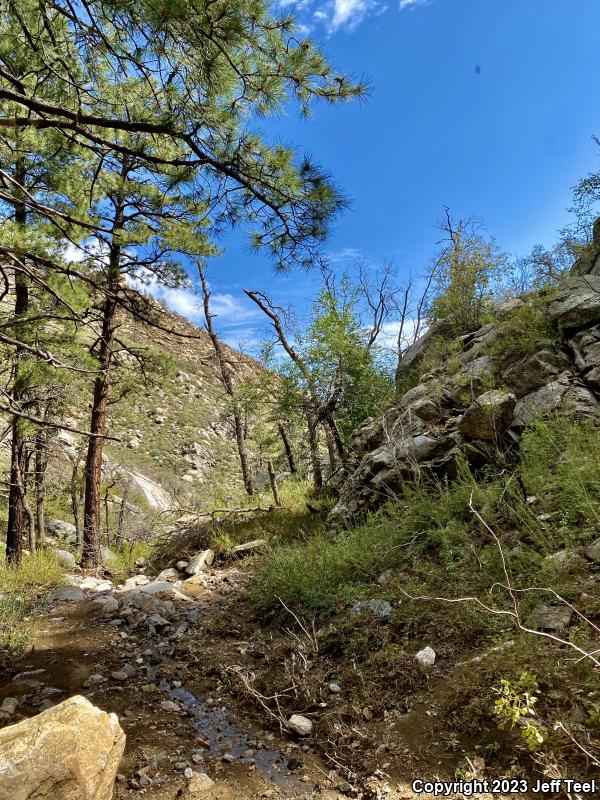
[[503, 350, 569, 396], [548, 275, 600, 329], [0, 695, 125, 800], [513, 376, 597, 426], [46, 520, 76, 543], [459, 390, 516, 440], [395, 318, 454, 379], [52, 549, 77, 569], [185, 549, 214, 576]]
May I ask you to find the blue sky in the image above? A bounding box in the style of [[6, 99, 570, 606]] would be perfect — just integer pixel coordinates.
[[152, 0, 600, 350]]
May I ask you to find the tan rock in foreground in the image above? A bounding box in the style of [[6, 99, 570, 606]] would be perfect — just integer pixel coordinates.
[[0, 695, 125, 800]]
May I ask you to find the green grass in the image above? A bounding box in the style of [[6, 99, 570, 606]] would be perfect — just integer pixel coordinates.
[[0, 551, 64, 654]]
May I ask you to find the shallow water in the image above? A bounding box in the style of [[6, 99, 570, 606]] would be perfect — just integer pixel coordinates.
[[171, 686, 315, 792]]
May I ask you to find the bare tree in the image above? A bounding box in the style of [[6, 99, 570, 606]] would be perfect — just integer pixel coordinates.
[[199, 262, 254, 496], [244, 289, 323, 491]]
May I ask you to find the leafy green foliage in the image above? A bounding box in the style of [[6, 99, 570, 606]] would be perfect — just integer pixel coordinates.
[[493, 672, 545, 751]]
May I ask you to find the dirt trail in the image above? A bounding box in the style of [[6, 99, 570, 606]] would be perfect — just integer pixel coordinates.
[[0, 563, 518, 800]]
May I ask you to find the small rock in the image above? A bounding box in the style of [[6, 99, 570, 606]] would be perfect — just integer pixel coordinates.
[[111, 671, 129, 681], [184, 767, 194, 779], [287, 714, 313, 736], [1, 697, 19, 714], [328, 683, 342, 694], [156, 568, 179, 582], [84, 673, 106, 687], [121, 663, 137, 678], [351, 599, 392, 619], [222, 753, 235, 763], [187, 772, 215, 797], [231, 539, 266, 556], [176, 561, 189, 571], [415, 646, 436, 667], [160, 700, 180, 713]]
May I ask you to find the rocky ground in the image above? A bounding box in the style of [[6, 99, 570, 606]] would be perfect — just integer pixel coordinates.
[[0, 554, 522, 800]]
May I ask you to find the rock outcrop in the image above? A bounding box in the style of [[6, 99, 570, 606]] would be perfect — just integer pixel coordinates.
[[330, 276, 600, 528], [0, 695, 125, 800]]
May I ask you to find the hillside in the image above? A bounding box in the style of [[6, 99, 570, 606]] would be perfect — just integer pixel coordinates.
[[0, 296, 270, 541]]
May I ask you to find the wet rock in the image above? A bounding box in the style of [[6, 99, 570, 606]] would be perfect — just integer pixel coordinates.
[[415, 646, 436, 667], [186, 549, 214, 576], [459, 390, 516, 440], [351, 599, 392, 619], [526, 605, 573, 632], [50, 586, 85, 603], [287, 714, 313, 736], [0, 695, 125, 800], [1, 697, 19, 714]]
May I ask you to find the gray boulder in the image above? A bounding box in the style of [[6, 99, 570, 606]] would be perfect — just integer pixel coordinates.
[[396, 318, 455, 379], [526, 605, 573, 632], [52, 549, 76, 569], [585, 538, 600, 564], [100, 546, 120, 569], [49, 586, 85, 603], [46, 520, 76, 542], [186, 549, 214, 576], [459, 390, 516, 440], [548, 275, 600, 329]]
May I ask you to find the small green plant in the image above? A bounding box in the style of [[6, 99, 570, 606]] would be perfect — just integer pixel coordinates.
[[484, 741, 501, 756], [493, 672, 545, 751], [491, 298, 554, 362], [443, 733, 461, 751]]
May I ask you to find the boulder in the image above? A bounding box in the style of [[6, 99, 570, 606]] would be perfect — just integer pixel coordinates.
[[526, 605, 573, 632], [548, 275, 600, 329], [503, 350, 569, 396], [156, 568, 179, 582], [543, 549, 586, 571], [585, 538, 600, 564], [46, 520, 77, 542], [513, 376, 598, 426], [395, 318, 455, 379], [459, 390, 516, 440], [100, 547, 119, 569], [0, 695, 125, 800], [52, 549, 76, 569], [185, 549, 214, 576], [49, 586, 85, 603]]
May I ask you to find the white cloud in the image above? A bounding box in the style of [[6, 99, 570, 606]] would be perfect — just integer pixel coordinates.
[[279, 0, 426, 33], [399, 0, 429, 9]]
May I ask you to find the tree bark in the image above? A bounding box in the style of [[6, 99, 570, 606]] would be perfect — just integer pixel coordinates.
[[199, 262, 254, 496], [277, 421, 297, 474], [6, 169, 28, 566], [267, 459, 282, 507], [306, 410, 322, 490], [34, 425, 49, 550], [81, 194, 124, 568]]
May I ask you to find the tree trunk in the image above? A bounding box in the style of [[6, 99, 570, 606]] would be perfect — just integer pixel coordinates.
[[277, 421, 297, 474], [82, 195, 124, 569], [199, 262, 254, 496], [306, 410, 322, 491], [82, 290, 118, 568], [324, 425, 337, 474], [34, 427, 49, 549], [267, 459, 282, 507], [6, 180, 29, 566]]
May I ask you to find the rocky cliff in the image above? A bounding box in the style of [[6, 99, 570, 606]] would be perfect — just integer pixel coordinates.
[[330, 255, 600, 527]]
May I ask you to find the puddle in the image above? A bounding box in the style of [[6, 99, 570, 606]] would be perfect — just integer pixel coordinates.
[[171, 686, 315, 793]]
